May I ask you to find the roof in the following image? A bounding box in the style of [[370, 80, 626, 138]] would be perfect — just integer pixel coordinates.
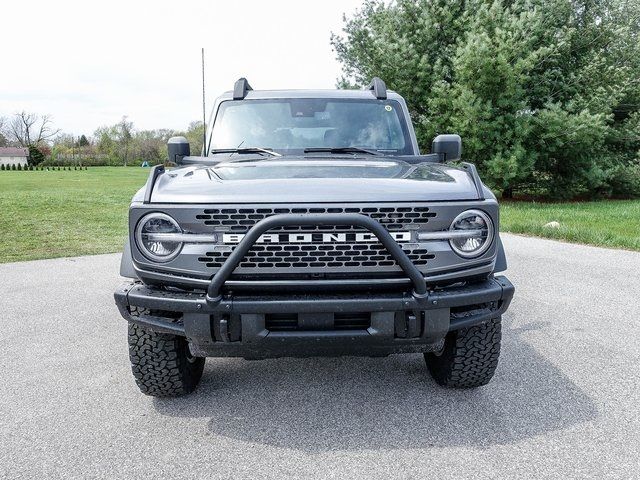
[[217, 89, 403, 101], [0, 147, 28, 157]]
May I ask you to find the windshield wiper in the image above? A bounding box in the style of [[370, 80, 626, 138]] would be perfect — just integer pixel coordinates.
[[210, 147, 281, 157], [303, 147, 382, 156]]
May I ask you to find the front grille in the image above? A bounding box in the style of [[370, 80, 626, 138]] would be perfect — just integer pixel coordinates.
[[198, 243, 434, 269], [196, 206, 436, 232], [193, 204, 438, 274]]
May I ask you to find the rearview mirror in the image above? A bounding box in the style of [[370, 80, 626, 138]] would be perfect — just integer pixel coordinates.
[[432, 134, 461, 162], [167, 136, 190, 164]]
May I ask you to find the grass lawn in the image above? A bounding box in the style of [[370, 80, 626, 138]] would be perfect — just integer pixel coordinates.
[[0, 167, 148, 263], [501, 200, 640, 251], [0, 167, 638, 263]]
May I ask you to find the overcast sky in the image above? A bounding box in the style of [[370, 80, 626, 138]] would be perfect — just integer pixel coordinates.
[[1, 0, 364, 136]]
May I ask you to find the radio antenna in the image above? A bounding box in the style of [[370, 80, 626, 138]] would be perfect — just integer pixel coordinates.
[[201, 47, 207, 156]]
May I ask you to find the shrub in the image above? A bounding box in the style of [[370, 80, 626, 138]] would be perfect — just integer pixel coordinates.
[[605, 161, 640, 197], [0, 164, 4, 171]]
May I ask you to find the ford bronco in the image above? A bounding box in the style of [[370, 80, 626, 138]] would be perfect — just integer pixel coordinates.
[[115, 78, 514, 397]]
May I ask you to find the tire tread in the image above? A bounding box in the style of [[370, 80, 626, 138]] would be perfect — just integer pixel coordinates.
[[425, 317, 502, 388], [127, 307, 204, 397]]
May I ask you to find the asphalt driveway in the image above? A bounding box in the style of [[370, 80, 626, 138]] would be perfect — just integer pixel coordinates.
[[1, 234, 639, 478]]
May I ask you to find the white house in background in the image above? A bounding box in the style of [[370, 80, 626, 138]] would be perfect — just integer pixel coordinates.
[[0, 147, 29, 167]]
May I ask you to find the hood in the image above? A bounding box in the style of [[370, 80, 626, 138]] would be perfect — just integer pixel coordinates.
[[146, 157, 481, 203]]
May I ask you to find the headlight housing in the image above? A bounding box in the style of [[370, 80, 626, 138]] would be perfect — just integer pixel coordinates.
[[449, 209, 494, 258], [135, 213, 183, 262]]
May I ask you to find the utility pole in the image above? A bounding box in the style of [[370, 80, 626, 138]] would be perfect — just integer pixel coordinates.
[[202, 47, 207, 156]]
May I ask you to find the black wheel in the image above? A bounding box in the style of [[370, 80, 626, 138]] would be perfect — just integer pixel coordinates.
[[424, 317, 502, 388], [127, 314, 205, 397]]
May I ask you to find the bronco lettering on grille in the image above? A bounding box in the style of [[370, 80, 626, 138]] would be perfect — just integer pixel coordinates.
[[222, 231, 412, 244]]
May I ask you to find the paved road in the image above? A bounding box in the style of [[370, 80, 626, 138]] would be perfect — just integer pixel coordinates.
[[1, 234, 639, 479]]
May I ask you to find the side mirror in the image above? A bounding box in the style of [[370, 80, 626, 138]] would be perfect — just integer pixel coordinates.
[[432, 134, 461, 162], [167, 136, 190, 164]]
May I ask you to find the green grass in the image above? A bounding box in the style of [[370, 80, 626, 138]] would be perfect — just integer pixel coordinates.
[[501, 200, 640, 251], [0, 168, 638, 263], [0, 168, 148, 263]]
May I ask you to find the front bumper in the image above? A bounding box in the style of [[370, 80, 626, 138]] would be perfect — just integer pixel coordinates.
[[114, 276, 514, 358]]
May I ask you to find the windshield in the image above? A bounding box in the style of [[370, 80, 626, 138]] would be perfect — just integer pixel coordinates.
[[209, 98, 413, 156]]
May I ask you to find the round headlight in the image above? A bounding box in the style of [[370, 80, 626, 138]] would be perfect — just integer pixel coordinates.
[[449, 209, 494, 258], [135, 213, 183, 262]]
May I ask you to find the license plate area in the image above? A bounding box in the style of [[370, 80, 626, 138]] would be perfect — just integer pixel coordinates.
[[265, 312, 371, 331]]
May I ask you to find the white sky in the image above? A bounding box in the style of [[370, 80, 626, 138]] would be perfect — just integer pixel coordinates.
[[0, 0, 364, 136]]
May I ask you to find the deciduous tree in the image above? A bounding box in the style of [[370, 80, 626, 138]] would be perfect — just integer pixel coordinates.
[[7, 112, 60, 148], [117, 116, 134, 166]]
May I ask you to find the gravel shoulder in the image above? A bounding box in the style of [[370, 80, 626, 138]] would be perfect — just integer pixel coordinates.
[[1, 234, 639, 479]]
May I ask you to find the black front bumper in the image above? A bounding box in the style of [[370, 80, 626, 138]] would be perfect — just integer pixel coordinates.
[[114, 276, 514, 358]]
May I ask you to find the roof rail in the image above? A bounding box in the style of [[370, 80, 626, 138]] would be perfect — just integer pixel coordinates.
[[233, 77, 253, 100], [368, 77, 387, 100]]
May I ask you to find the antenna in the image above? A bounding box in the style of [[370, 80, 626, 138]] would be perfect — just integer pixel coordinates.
[[201, 47, 207, 156]]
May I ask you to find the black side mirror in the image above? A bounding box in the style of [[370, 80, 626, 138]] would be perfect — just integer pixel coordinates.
[[167, 136, 190, 164], [432, 134, 462, 162]]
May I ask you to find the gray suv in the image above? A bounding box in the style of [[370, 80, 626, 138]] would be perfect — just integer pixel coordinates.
[[115, 78, 514, 397]]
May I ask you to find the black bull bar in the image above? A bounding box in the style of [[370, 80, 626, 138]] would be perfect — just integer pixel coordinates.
[[205, 213, 429, 303]]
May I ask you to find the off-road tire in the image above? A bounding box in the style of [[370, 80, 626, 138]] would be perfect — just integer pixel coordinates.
[[424, 317, 502, 388], [127, 309, 205, 397]]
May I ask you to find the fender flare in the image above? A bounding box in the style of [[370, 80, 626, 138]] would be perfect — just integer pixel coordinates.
[[119, 240, 138, 279], [494, 234, 508, 273]]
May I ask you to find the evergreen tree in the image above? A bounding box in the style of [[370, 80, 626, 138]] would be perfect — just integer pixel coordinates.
[[28, 145, 46, 166], [77, 134, 90, 147]]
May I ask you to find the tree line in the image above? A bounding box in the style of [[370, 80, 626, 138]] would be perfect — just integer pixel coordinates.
[[0, 113, 204, 167], [332, 0, 640, 199]]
